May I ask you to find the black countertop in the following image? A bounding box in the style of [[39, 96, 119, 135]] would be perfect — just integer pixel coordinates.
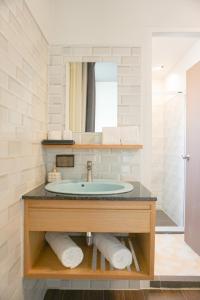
[[22, 181, 157, 201]]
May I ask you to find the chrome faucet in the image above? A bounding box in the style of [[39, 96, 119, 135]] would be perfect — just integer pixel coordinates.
[[87, 161, 93, 182]]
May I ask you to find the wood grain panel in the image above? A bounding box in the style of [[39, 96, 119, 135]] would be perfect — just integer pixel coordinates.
[[42, 144, 143, 149], [28, 208, 150, 233], [27, 200, 152, 210]]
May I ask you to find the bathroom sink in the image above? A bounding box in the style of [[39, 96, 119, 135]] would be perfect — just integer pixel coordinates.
[[45, 179, 133, 195]]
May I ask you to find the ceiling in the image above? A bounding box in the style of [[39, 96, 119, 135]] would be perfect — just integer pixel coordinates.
[[25, 0, 200, 45], [152, 36, 199, 80], [25, 0, 53, 41], [25, 0, 200, 76]]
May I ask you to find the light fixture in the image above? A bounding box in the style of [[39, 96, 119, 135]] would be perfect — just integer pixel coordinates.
[[152, 65, 164, 71]]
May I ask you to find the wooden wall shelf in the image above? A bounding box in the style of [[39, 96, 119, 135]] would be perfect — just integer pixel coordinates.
[[42, 143, 143, 150]]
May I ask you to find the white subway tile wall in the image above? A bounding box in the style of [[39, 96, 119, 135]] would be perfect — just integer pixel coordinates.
[[47, 46, 142, 182], [162, 94, 185, 226], [151, 82, 164, 209], [45, 147, 141, 182], [0, 0, 48, 299], [152, 82, 185, 218], [48, 46, 141, 131]]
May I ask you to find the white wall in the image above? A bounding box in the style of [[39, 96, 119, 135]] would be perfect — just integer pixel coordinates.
[[165, 40, 200, 93], [0, 1, 48, 299]]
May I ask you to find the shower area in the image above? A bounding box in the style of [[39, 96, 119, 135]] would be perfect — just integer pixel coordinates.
[[152, 81, 185, 230], [151, 34, 200, 230]]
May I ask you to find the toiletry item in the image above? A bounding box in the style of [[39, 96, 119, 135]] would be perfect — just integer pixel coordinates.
[[48, 130, 62, 140], [120, 126, 139, 144], [63, 129, 72, 140], [102, 127, 121, 144], [45, 232, 84, 268], [47, 166, 61, 182], [93, 233, 132, 269], [72, 132, 82, 144]]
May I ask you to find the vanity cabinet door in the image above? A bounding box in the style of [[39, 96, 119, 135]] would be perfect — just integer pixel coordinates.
[[28, 206, 151, 233]]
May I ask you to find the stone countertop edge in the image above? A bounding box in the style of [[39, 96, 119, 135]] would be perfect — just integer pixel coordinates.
[[22, 181, 157, 201]]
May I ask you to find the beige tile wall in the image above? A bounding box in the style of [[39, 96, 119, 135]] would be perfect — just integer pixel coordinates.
[[0, 0, 48, 299]]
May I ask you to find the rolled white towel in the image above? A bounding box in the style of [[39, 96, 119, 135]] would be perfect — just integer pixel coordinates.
[[93, 233, 132, 270], [45, 232, 84, 269]]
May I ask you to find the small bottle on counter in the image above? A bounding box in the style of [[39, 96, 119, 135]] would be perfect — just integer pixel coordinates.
[[47, 166, 61, 183]]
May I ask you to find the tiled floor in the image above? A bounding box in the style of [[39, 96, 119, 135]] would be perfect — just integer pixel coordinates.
[[155, 234, 200, 276], [44, 289, 200, 300]]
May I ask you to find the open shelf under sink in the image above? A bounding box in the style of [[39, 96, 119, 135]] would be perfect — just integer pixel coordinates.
[[27, 235, 150, 279]]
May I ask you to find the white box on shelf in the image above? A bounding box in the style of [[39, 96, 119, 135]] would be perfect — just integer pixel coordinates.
[[102, 127, 121, 144], [72, 132, 82, 144], [120, 126, 139, 144]]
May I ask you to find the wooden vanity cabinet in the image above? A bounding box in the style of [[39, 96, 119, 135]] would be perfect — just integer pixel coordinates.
[[24, 199, 156, 280]]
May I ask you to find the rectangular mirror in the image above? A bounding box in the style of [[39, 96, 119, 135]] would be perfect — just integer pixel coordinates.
[[66, 62, 117, 132]]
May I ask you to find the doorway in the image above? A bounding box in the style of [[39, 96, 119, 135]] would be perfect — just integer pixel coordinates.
[[151, 33, 200, 232]]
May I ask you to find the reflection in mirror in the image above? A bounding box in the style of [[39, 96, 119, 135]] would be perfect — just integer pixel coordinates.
[[67, 62, 117, 132]]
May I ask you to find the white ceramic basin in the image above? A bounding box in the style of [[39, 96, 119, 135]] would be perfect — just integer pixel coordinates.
[[45, 179, 133, 195]]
